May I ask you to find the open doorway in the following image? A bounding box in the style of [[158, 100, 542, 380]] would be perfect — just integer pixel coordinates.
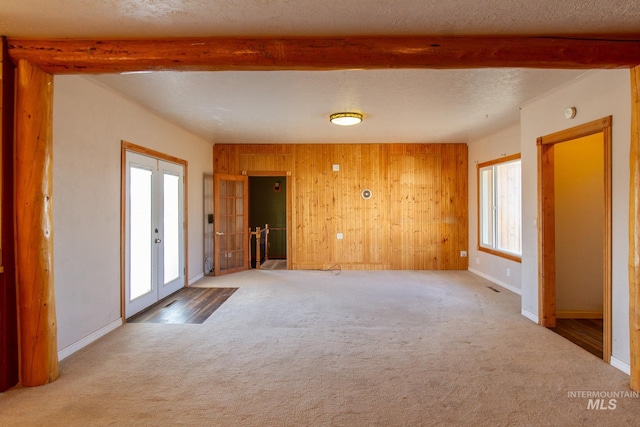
[[249, 175, 288, 269], [537, 117, 612, 362]]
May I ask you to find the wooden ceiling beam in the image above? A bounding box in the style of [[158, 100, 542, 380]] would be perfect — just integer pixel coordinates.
[[7, 35, 640, 74]]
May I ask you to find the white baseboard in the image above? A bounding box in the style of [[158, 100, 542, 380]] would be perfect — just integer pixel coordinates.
[[521, 309, 539, 324], [468, 268, 521, 295], [58, 318, 122, 361], [189, 272, 205, 285], [610, 356, 631, 375]]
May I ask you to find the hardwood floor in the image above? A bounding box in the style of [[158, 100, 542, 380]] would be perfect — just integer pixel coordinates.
[[260, 259, 287, 270], [127, 287, 237, 324], [549, 318, 603, 359]]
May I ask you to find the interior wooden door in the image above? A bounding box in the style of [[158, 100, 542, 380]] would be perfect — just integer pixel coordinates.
[[214, 174, 249, 275]]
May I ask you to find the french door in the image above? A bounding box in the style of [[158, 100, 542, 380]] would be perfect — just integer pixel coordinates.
[[125, 151, 185, 318], [214, 174, 249, 275]]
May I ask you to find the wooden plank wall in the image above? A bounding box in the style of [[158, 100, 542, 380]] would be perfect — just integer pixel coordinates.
[[214, 143, 468, 270]]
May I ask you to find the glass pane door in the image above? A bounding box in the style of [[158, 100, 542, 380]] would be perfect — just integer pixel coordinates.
[[163, 173, 181, 284], [157, 161, 185, 299], [125, 151, 185, 318], [214, 174, 249, 275], [130, 166, 154, 300]]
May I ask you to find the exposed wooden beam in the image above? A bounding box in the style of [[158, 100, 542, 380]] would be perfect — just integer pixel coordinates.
[[14, 59, 58, 386], [630, 65, 640, 391], [7, 35, 640, 74]]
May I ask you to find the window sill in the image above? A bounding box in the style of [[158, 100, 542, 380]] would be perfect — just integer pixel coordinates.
[[478, 246, 522, 263]]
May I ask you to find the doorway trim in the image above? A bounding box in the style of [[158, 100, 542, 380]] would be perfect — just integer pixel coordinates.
[[537, 116, 612, 362], [244, 170, 292, 269], [120, 141, 189, 320]]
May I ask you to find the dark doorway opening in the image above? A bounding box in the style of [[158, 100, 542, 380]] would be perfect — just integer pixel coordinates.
[[249, 176, 287, 268]]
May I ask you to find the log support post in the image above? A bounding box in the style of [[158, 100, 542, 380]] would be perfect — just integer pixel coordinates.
[[15, 59, 58, 386]]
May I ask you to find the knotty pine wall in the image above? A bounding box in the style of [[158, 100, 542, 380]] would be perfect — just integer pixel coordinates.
[[214, 143, 468, 270]]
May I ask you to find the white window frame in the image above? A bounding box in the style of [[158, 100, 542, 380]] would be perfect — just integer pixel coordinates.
[[477, 153, 522, 263]]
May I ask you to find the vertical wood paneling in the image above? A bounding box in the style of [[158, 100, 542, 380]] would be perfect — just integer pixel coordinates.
[[15, 60, 59, 386], [239, 154, 292, 173], [390, 147, 444, 269], [441, 144, 469, 270], [213, 143, 234, 174], [213, 143, 468, 270], [296, 144, 332, 267]]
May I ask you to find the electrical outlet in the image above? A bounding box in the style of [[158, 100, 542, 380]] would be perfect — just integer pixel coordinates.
[[332, 164, 340, 172], [336, 233, 344, 240], [460, 250, 467, 257], [506, 268, 511, 277], [476, 257, 480, 265]]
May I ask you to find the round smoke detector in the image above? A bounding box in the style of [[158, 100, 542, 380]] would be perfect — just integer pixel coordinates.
[[361, 189, 372, 200], [565, 107, 577, 119]]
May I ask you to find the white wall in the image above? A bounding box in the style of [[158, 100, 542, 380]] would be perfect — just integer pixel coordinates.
[[468, 124, 522, 294], [53, 75, 212, 354], [520, 69, 631, 365]]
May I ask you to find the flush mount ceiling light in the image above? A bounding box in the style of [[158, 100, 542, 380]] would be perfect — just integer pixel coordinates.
[[330, 112, 363, 126]]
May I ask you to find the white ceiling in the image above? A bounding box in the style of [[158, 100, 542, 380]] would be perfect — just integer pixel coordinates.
[[88, 69, 588, 145], [2, 1, 639, 145]]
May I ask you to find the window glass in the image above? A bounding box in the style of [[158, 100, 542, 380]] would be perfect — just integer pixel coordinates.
[[478, 155, 521, 261]]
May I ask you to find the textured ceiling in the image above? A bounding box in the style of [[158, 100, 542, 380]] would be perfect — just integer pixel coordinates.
[[2, 1, 639, 38], [2, 1, 638, 145], [89, 69, 588, 144]]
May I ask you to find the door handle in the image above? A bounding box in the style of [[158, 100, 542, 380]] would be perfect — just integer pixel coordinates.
[[215, 232, 224, 236], [155, 238, 162, 243]]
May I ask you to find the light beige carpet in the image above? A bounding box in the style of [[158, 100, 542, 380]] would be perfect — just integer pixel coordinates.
[[1, 270, 638, 426]]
